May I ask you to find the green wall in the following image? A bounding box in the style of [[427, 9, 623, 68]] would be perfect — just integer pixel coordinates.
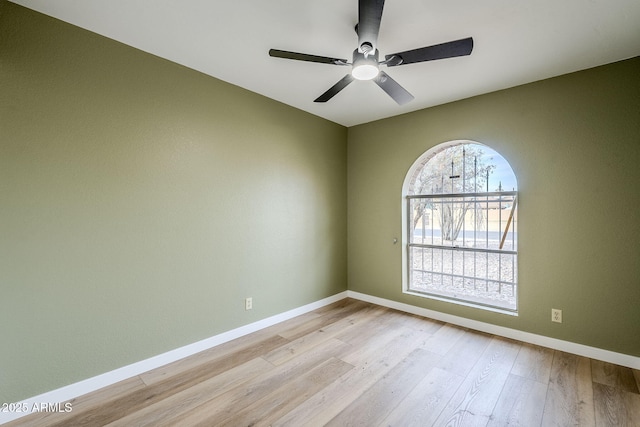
[[0, 2, 347, 403], [348, 57, 640, 357]]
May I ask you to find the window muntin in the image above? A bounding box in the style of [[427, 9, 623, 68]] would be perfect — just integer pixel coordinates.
[[404, 142, 518, 313]]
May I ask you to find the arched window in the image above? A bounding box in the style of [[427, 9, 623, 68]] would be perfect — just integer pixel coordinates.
[[403, 141, 518, 313]]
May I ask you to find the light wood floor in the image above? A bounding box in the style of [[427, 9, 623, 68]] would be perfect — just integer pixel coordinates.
[[7, 299, 640, 426]]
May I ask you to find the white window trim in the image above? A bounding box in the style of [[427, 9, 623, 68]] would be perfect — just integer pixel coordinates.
[[401, 140, 518, 315]]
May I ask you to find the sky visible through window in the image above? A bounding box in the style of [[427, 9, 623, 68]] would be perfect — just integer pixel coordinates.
[[479, 146, 517, 191]]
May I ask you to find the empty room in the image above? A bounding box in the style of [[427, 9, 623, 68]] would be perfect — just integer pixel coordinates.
[[1, 0, 639, 425]]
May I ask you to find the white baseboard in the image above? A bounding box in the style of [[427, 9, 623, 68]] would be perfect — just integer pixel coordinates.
[[346, 290, 640, 370], [3, 289, 637, 425], [0, 291, 348, 425]]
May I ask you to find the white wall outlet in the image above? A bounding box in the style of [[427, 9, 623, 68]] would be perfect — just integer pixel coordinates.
[[245, 297, 253, 310], [552, 308, 562, 323]]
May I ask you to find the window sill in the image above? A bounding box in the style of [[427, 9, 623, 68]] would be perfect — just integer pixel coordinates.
[[403, 289, 519, 316]]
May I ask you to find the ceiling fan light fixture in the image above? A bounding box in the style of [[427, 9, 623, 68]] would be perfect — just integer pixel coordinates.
[[352, 63, 379, 80], [351, 49, 379, 80]]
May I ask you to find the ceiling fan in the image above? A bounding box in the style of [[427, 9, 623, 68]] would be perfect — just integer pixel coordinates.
[[269, 0, 473, 105]]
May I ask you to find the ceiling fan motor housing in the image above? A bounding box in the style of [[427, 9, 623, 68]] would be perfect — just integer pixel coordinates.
[[351, 49, 379, 80]]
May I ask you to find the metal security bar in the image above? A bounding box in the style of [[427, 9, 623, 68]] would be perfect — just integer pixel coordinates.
[[407, 192, 518, 311]]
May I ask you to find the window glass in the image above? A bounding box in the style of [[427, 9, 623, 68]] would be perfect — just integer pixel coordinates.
[[405, 141, 518, 313]]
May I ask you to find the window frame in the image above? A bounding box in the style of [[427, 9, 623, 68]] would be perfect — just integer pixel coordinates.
[[401, 141, 518, 315]]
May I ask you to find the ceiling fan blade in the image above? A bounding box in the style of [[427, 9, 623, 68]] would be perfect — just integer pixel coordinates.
[[373, 71, 414, 105], [385, 37, 474, 66], [358, 0, 385, 53], [314, 75, 355, 103], [269, 49, 349, 66]]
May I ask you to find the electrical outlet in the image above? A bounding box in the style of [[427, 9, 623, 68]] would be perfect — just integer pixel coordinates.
[[245, 297, 253, 310], [552, 308, 562, 323]]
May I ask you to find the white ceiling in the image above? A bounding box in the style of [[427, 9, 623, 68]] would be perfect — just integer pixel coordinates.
[[10, 0, 640, 127]]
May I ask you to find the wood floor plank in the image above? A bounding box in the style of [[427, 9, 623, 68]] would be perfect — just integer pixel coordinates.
[[214, 357, 354, 427], [433, 336, 522, 427], [104, 357, 274, 427], [511, 342, 554, 384], [486, 373, 547, 426], [276, 298, 371, 340], [311, 297, 360, 315], [591, 360, 639, 393], [41, 335, 290, 427], [593, 382, 640, 427], [263, 302, 385, 366], [162, 337, 352, 426], [377, 367, 465, 427], [541, 351, 595, 427], [139, 334, 289, 386], [436, 329, 493, 377], [395, 311, 446, 335], [255, 310, 322, 336], [2, 377, 147, 427], [421, 323, 468, 356], [325, 348, 442, 426], [272, 324, 426, 426], [340, 323, 419, 366], [333, 306, 408, 347]]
